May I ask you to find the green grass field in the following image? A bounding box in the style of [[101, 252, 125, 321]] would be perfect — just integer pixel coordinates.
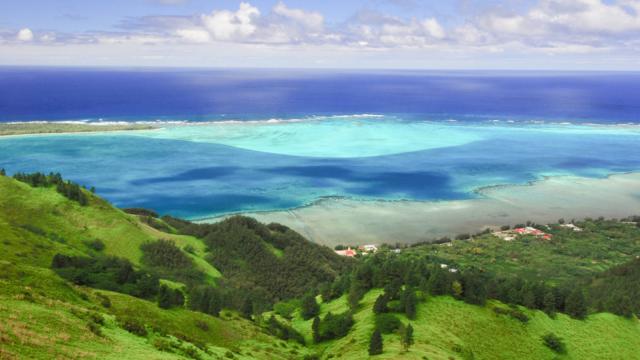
[[277, 289, 640, 360]]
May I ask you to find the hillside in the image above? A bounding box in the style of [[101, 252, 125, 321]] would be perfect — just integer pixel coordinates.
[[0, 174, 346, 359], [276, 289, 640, 360], [1, 173, 639, 359]]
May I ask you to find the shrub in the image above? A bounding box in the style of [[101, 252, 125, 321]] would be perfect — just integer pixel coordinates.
[[542, 333, 567, 354], [87, 239, 105, 252], [96, 293, 111, 308], [87, 321, 102, 337], [375, 313, 402, 334], [194, 320, 209, 332], [152, 338, 173, 352], [493, 307, 529, 323], [119, 318, 147, 337], [88, 312, 104, 325], [274, 300, 298, 319]]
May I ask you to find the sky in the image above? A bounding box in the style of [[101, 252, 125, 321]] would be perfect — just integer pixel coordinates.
[[1, 0, 639, 70]]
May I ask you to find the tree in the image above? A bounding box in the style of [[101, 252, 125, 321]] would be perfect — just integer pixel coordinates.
[[401, 324, 414, 351], [0, 168, 5, 176], [373, 294, 388, 314], [461, 270, 487, 306], [427, 268, 450, 296], [158, 285, 184, 309], [612, 295, 634, 318], [543, 289, 556, 317], [241, 297, 254, 320], [368, 328, 383, 356], [404, 289, 417, 320], [301, 293, 320, 320], [312, 316, 321, 343], [565, 288, 587, 319], [521, 284, 536, 309], [348, 282, 366, 309], [451, 280, 463, 299]]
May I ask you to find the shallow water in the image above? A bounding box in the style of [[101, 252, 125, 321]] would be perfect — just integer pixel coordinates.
[[1, 116, 640, 219]]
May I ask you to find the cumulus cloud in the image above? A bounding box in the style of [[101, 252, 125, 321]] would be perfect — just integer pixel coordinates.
[[272, 2, 324, 31], [201, 2, 260, 41], [17, 28, 34, 42], [478, 0, 640, 42], [4, 0, 640, 57]]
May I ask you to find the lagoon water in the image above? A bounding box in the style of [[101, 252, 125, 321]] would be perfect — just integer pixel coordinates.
[[1, 69, 640, 225]]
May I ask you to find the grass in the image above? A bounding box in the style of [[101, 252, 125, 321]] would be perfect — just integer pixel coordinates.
[[0, 123, 155, 136], [0, 176, 221, 281], [279, 289, 640, 360], [0, 260, 313, 360]]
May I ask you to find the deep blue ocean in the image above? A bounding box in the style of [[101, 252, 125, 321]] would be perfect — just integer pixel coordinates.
[[1, 68, 640, 123], [1, 68, 640, 219]]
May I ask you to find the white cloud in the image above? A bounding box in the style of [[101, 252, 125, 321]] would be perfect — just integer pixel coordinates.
[[17, 28, 34, 42], [480, 0, 640, 38], [201, 2, 260, 41], [4, 0, 640, 68], [175, 28, 211, 43], [422, 18, 445, 39], [273, 2, 324, 31]]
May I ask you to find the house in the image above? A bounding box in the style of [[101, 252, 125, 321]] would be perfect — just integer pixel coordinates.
[[335, 247, 356, 257], [493, 226, 552, 241], [358, 244, 379, 253], [560, 223, 583, 232]]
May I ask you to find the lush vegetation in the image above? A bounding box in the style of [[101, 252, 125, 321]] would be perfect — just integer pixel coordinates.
[[167, 215, 354, 311], [1, 171, 639, 359], [52, 253, 160, 299], [13, 171, 91, 205]]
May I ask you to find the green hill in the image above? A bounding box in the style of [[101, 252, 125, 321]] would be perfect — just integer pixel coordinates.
[[272, 289, 639, 360], [1, 173, 639, 359]]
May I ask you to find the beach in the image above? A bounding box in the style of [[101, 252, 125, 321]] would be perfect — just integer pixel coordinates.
[[203, 173, 640, 247]]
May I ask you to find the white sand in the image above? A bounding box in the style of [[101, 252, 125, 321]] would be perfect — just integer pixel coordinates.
[[199, 173, 640, 247]]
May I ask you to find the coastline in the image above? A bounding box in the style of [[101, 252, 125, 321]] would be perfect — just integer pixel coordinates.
[[198, 172, 640, 247], [0, 123, 158, 137]]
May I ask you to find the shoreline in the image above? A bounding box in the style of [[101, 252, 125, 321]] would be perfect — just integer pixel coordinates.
[[198, 172, 640, 246], [0, 123, 159, 137]]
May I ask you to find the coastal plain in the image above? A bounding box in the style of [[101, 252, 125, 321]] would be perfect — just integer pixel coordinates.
[[229, 173, 640, 246]]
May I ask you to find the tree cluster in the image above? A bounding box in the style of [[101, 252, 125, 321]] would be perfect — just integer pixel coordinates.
[[13, 171, 90, 205], [312, 311, 354, 342], [52, 254, 159, 299]]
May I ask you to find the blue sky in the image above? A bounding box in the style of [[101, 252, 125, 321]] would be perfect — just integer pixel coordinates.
[[1, 0, 639, 69]]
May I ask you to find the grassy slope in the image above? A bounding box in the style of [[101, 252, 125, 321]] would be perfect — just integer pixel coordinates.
[[0, 175, 310, 359], [0, 261, 309, 360], [281, 290, 640, 360], [0, 176, 220, 281]]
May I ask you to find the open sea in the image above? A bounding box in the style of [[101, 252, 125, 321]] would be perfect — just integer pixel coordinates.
[[1, 68, 640, 219]]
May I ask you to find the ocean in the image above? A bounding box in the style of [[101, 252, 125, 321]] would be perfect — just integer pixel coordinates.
[[1, 68, 640, 219]]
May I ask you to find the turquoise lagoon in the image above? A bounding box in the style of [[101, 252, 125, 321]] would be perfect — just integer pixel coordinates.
[[2, 115, 640, 219]]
